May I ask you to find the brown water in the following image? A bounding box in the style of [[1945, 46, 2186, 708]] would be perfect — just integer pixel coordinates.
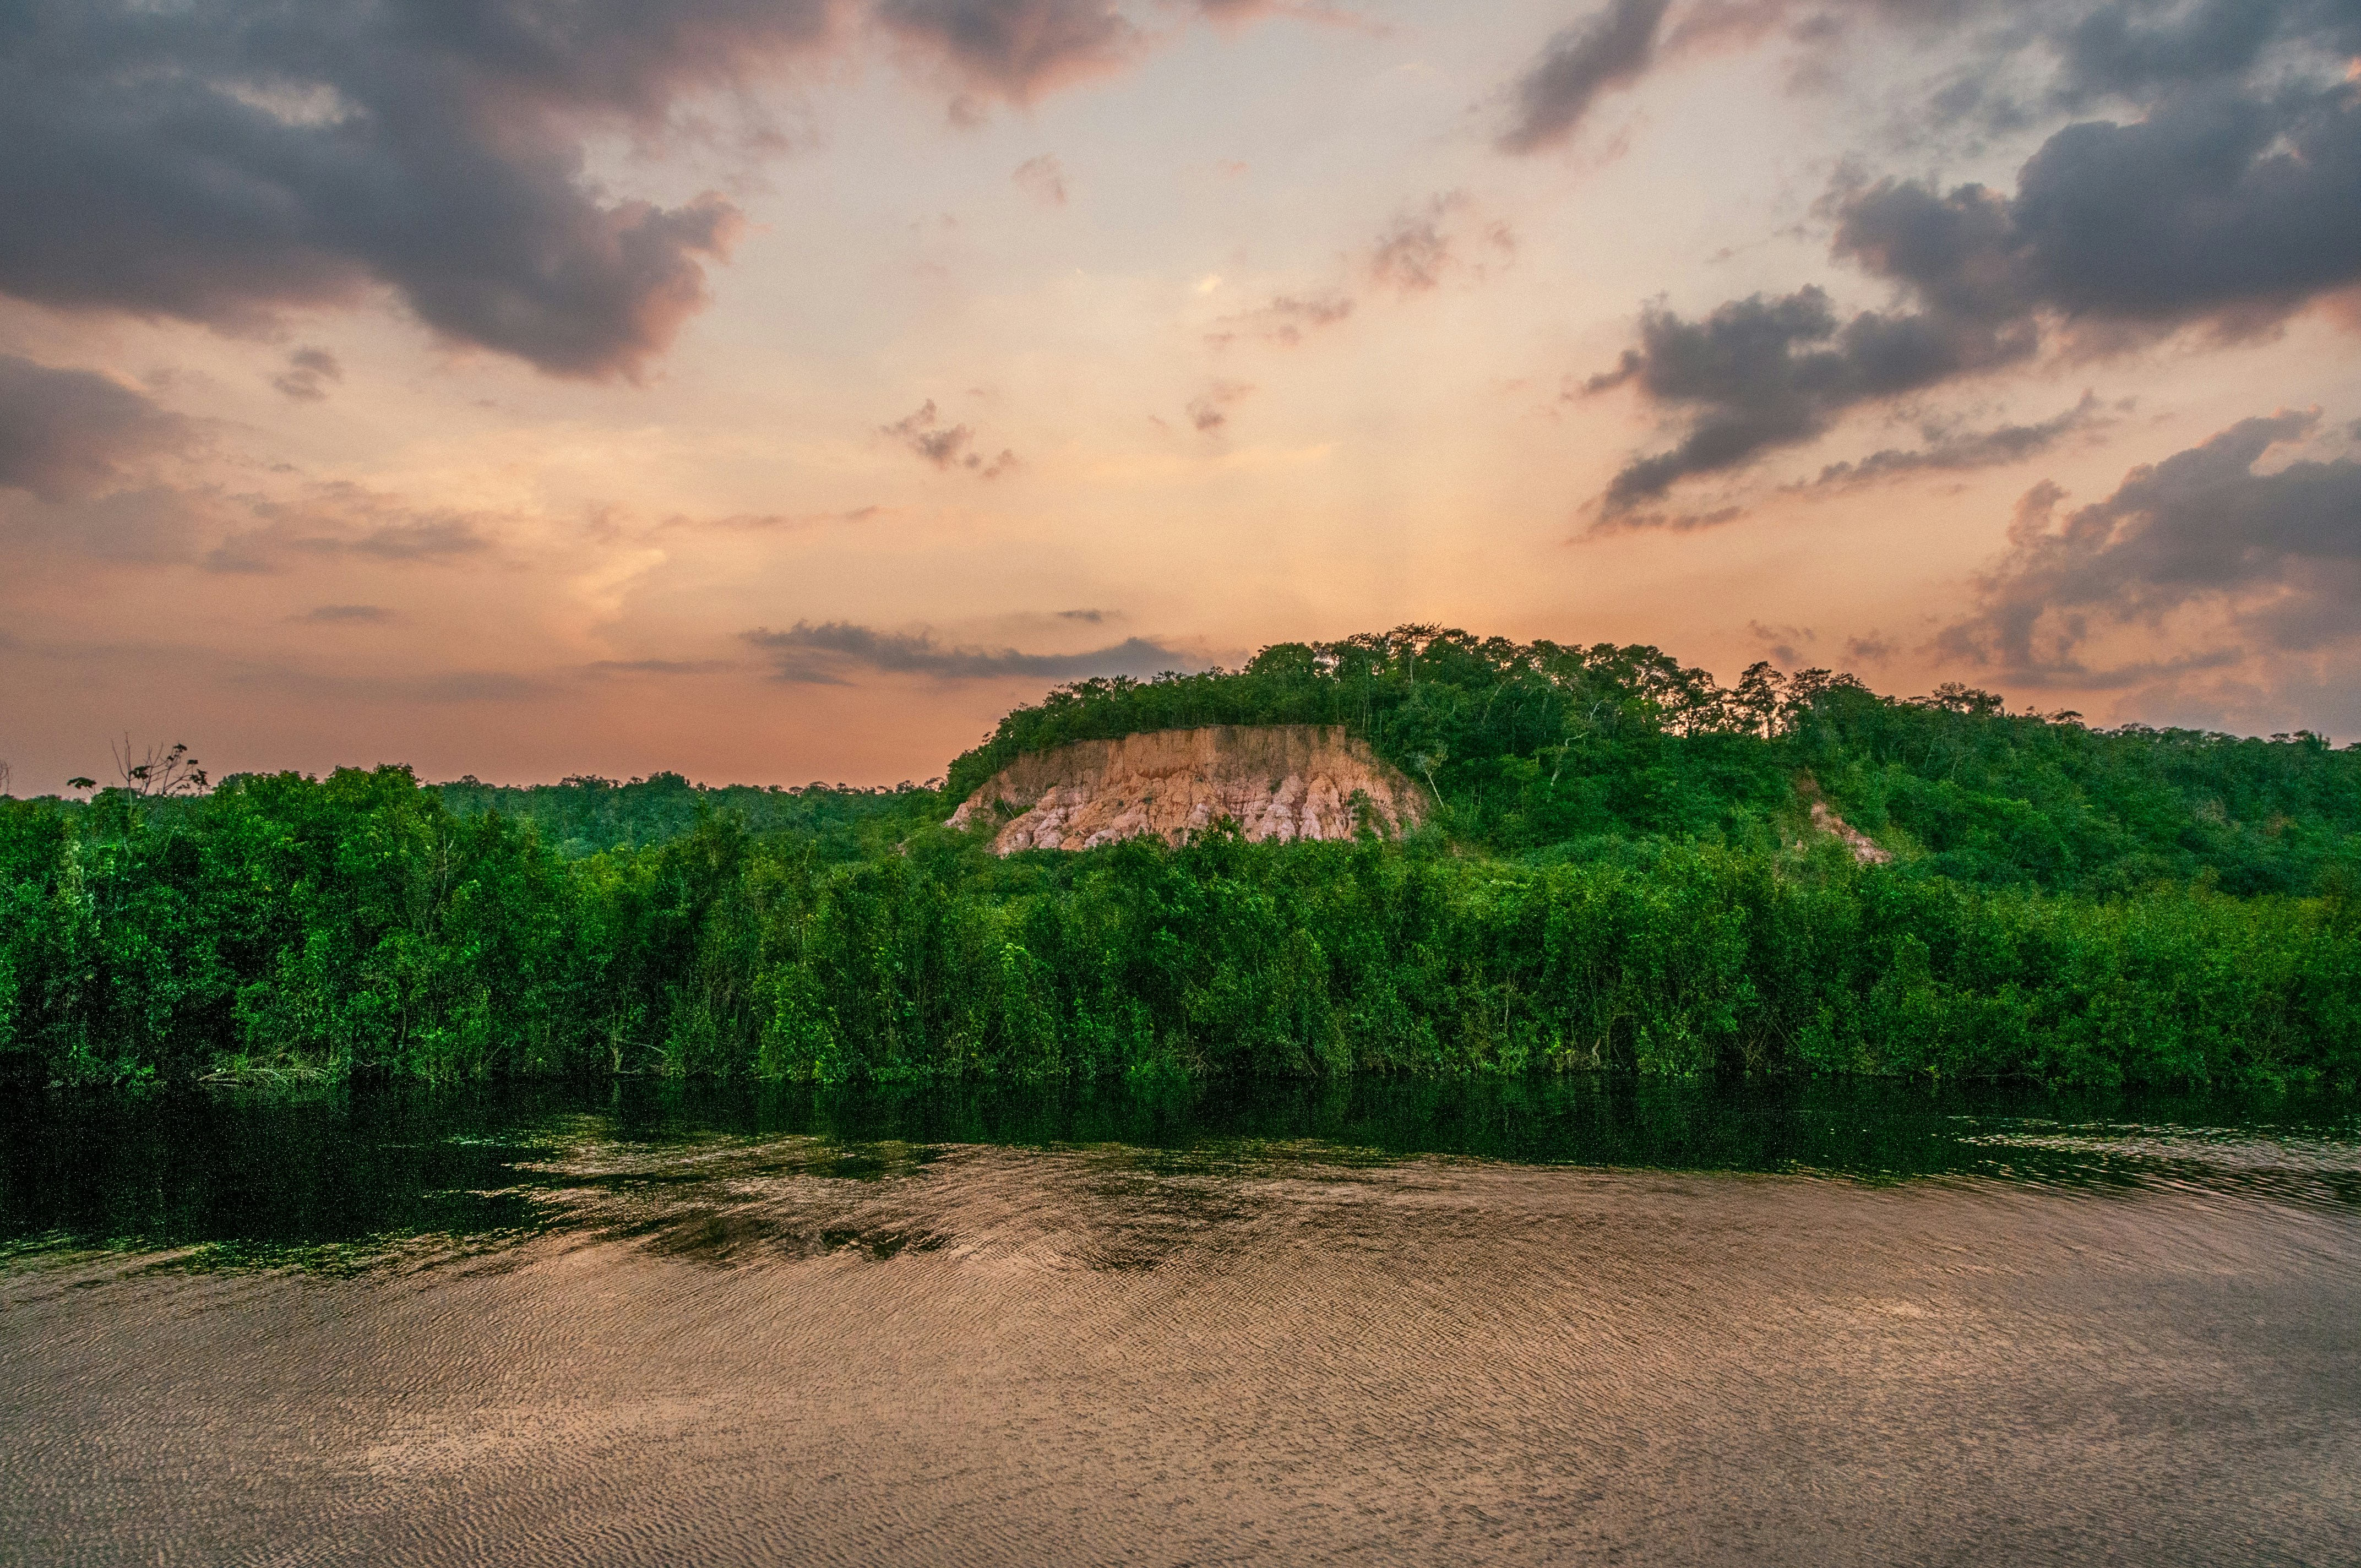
[[3, 1080, 2357, 1566]]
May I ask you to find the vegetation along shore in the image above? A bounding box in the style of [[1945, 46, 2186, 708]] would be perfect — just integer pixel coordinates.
[[5, 628, 2356, 1090]]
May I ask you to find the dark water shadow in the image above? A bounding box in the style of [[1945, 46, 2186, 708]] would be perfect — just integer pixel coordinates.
[[3, 1074, 2356, 1274]]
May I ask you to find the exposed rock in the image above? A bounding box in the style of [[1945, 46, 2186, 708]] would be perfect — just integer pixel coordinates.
[[1788, 771, 1894, 865], [948, 726, 1426, 854], [1809, 800, 1894, 865]]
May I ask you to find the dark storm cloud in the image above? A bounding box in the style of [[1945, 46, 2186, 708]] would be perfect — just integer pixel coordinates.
[[1940, 411, 2361, 677], [2054, 0, 2361, 104], [1842, 86, 2361, 334], [744, 620, 1206, 682], [0, 356, 189, 503], [1574, 1, 2361, 514], [877, 0, 1140, 106], [0, 0, 838, 379], [1587, 285, 2036, 513], [1498, 0, 1669, 155], [1528, 0, 2359, 124], [1591, 84, 2361, 509]]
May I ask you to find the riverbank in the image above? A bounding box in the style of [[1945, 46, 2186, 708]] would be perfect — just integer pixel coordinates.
[[4, 767, 2357, 1090]]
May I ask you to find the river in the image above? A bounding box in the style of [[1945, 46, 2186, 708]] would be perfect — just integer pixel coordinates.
[[4, 1077, 2357, 1566]]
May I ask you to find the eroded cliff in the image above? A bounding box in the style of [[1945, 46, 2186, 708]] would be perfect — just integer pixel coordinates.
[[947, 725, 1426, 853]]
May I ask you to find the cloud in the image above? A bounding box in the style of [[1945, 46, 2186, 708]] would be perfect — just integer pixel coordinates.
[[1206, 291, 1354, 347], [882, 400, 1017, 476], [1013, 153, 1069, 205], [1511, 0, 2358, 137], [2054, 0, 2360, 105], [1796, 392, 2113, 491], [0, 484, 210, 563], [271, 347, 344, 403], [1586, 284, 2036, 514], [1579, 4, 2361, 513], [884, 400, 973, 467], [1939, 410, 2361, 679], [4, 469, 506, 571], [744, 620, 1207, 682], [1498, 0, 1669, 155], [1368, 192, 1511, 296], [1369, 210, 1453, 293], [1843, 630, 1897, 665], [1205, 198, 1506, 353], [203, 483, 501, 571], [1193, 0, 1291, 21], [662, 504, 886, 530], [414, 671, 561, 703], [877, 0, 1141, 108], [1186, 380, 1255, 432], [0, 1, 837, 378], [1747, 618, 1815, 666], [0, 355, 189, 502], [297, 603, 393, 624], [584, 657, 739, 675], [1056, 607, 1115, 621], [1837, 85, 2361, 338]]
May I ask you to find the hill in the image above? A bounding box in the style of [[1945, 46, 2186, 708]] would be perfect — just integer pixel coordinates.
[[950, 627, 2361, 895]]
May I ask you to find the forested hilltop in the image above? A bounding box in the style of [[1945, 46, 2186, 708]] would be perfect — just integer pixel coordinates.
[[949, 628, 2361, 896], [4, 627, 2357, 1091]]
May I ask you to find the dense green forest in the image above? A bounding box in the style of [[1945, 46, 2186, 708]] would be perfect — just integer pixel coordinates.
[[436, 773, 937, 861], [4, 627, 2356, 1091]]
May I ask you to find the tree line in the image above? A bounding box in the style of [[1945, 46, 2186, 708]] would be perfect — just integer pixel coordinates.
[[3, 627, 2354, 1088]]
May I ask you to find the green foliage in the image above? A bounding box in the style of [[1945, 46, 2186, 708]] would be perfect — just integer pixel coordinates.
[[4, 627, 2357, 1091], [1789, 684, 2361, 894], [951, 627, 2361, 894], [434, 772, 940, 859]]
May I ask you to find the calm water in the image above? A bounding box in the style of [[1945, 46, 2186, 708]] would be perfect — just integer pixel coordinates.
[[4, 1077, 2358, 1566]]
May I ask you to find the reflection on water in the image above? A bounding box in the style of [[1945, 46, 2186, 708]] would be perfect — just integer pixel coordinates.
[[3, 1077, 2358, 1566], [8, 1076, 2360, 1271]]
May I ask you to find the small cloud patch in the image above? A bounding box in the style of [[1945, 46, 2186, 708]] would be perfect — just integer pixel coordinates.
[[271, 346, 342, 402], [883, 401, 1018, 477], [744, 620, 1206, 684], [297, 603, 392, 624]]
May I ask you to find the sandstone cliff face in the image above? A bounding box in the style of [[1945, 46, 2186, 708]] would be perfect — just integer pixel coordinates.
[[948, 726, 1426, 854]]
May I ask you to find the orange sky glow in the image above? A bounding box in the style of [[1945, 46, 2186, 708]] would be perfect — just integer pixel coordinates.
[[4, 0, 2358, 790]]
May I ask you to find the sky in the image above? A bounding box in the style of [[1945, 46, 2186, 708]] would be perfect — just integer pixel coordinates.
[[2, 0, 2358, 791]]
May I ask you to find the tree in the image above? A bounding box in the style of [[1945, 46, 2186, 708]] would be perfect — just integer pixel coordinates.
[[111, 738, 209, 798]]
